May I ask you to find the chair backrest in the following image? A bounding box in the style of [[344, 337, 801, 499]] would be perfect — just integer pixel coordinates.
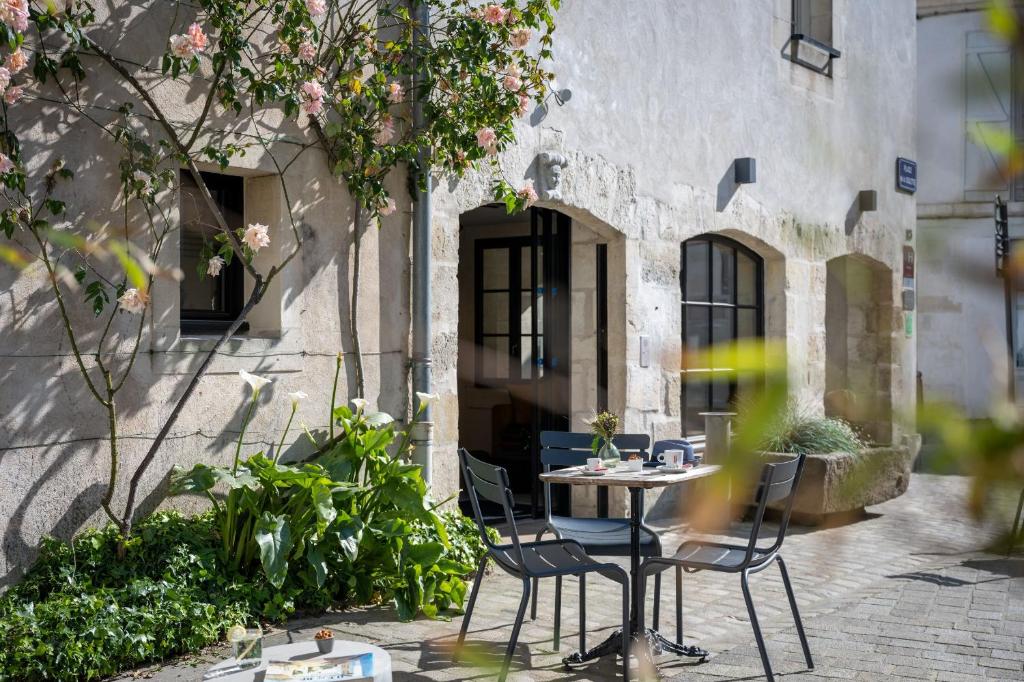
[[538, 431, 650, 519], [458, 448, 524, 565], [743, 454, 807, 564]]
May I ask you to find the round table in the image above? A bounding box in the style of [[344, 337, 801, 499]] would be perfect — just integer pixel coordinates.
[[203, 639, 392, 682]]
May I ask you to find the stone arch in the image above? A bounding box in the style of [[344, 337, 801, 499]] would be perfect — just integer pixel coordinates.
[[824, 253, 895, 444]]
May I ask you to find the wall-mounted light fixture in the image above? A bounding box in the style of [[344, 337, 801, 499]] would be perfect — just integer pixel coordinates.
[[858, 190, 878, 212], [734, 158, 756, 184]]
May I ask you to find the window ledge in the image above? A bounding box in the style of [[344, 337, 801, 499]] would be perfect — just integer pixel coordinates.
[[150, 326, 302, 375], [785, 34, 840, 77]]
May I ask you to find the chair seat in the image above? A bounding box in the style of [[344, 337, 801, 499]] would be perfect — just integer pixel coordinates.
[[670, 540, 771, 571], [491, 539, 628, 584], [549, 515, 661, 557]]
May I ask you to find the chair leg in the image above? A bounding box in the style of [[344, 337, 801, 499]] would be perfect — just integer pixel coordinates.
[[530, 529, 546, 619], [777, 556, 813, 670], [553, 575, 562, 650], [652, 572, 661, 631], [621, 580, 631, 682], [1009, 488, 1024, 556], [741, 569, 774, 682], [455, 557, 487, 663], [675, 566, 683, 646], [579, 574, 587, 652], [500, 578, 532, 682]]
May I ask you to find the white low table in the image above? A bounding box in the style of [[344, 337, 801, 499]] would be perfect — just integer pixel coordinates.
[[204, 640, 392, 682]]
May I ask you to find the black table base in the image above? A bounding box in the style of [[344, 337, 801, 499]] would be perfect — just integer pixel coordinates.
[[562, 628, 708, 668]]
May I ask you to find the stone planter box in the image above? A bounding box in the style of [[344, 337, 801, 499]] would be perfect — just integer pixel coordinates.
[[759, 447, 913, 523]]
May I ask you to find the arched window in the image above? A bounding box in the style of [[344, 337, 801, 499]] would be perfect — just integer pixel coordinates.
[[680, 235, 764, 436]]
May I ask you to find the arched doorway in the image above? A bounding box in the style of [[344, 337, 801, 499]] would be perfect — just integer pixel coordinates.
[[680, 235, 765, 436]]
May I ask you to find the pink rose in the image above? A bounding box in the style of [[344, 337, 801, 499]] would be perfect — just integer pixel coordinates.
[[510, 28, 531, 49], [300, 79, 325, 114], [475, 127, 497, 155], [502, 74, 521, 91], [374, 114, 395, 145], [169, 34, 194, 59], [516, 93, 530, 117], [387, 81, 403, 103], [4, 49, 26, 74], [117, 288, 149, 315], [298, 41, 316, 63], [482, 4, 506, 24], [0, 67, 10, 91], [517, 180, 538, 207], [187, 23, 208, 52], [0, 152, 14, 174], [4, 84, 23, 104], [379, 197, 396, 216], [305, 0, 327, 17], [243, 222, 271, 252], [0, 0, 28, 32], [207, 256, 225, 277]]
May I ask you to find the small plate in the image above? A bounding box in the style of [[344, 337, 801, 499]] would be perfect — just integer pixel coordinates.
[[580, 469, 607, 477], [659, 465, 693, 473]]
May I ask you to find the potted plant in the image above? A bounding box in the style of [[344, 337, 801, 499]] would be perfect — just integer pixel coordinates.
[[590, 411, 622, 469]]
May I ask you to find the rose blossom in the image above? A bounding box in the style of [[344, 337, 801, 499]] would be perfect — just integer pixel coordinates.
[[503, 73, 521, 91], [510, 28, 531, 49], [4, 84, 23, 105], [187, 23, 208, 52], [117, 288, 149, 314], [387, 81, 403, 103], [300, 79, 325, 114], [207, 255, 225, 277], [374, 114, 395, 145], [0, 67, 10, 91], [169, 34, 194, 59], [132, 169, 151, 192], [4, 49, 26, 74], [243, 222, 270, 251], [0, 0, 28, 32], [516, 93, 530, 117], [475, 126, 497, 155], [482, 4, 506, 24], [517, 179, 538, 207], [379, 197, 396, 216], [305, 0, 326, 17], [0, 152, 14, 174], [297, 40, 316, 62]]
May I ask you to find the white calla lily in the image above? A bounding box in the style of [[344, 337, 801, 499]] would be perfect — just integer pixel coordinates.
[[288, 391, 307, 410], [350, 398, 369, 413], [364, 411, 395, 427], [415, 392, 439, 413], [239, 369, 272, 395]]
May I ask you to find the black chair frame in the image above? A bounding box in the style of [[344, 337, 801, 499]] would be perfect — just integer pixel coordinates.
[[639, 455, 814, 682], [455, 448, 633, 681]]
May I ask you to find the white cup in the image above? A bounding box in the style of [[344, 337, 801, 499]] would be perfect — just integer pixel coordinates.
[[658, 450, 685, 467], [586, 457, 601, 471], [624, 459, 643, 472]]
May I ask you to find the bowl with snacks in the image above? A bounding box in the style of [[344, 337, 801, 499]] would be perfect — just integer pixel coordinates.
[[314, 628, 334, 654]]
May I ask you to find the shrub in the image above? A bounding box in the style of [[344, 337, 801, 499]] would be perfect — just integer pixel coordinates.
[[0, 509, 486, 681], [754, 402, 864, 455]]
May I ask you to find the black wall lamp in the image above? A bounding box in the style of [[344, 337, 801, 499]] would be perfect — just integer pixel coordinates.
[[734, 158, 756, 184], [858, 190, 877, 212]]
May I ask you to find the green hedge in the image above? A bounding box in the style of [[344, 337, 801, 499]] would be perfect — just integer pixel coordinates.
[[0, 509, 487, 681]]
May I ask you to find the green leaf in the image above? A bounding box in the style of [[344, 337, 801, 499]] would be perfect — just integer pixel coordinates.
[[169, 464, 217, 494], [306, 545, 328, 588], [404, 542, 443, 567], [254, 513, 293, 588]]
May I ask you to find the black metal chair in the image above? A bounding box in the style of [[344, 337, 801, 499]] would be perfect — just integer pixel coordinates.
[[455, 448, 632, 681], [533, 432, 663, 649], [639, 455, 813, 682]]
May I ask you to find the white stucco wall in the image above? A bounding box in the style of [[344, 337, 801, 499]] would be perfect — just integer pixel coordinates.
[[0, 0, 917, 579]]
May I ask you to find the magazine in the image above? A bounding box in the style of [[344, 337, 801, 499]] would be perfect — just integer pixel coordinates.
[[264, 652, 374, 682]]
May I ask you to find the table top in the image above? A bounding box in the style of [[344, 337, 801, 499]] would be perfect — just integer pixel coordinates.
[[539, 463, 721, 489], [204, 639, 392, 682]]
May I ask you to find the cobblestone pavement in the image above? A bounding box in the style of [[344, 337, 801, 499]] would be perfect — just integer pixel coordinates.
[[120, 475, 1023, 681]]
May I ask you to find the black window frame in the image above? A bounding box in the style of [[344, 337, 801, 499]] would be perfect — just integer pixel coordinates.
[[787, 0, 840, 77], [680, 235, 765, 437], [179, 170, 247, 336]]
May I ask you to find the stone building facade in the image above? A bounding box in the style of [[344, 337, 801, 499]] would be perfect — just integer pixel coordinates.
[[916, 0, 1023, 417], [0, 0, 917, 580]]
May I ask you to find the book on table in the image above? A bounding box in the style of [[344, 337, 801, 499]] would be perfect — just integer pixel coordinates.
[[264, 652, 374, 682]]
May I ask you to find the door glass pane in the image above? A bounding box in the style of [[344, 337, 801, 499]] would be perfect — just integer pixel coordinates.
[[738, 308, 757, 339], [711, 375, 731, 409], [684, 241, 709, 302], [684, 378, 708, 433], [737, 254, 756, 306], [482, 292, 509, 333], [521, 245, 542, 287], [536, 334, 544, 378], [711, 307, 735, 367], [520, 335, 534, 378], [482, 248, 509, 289], [684, 306, 710, 354], [519, 292, 533, 334], [482, 336, 509, 379], [712, 242, 734, 303]]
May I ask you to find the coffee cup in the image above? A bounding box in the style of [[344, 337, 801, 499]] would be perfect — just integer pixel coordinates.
[[658, 450, 685, 467], [624, 458, 643, 472], [586, 457, 602, 471]]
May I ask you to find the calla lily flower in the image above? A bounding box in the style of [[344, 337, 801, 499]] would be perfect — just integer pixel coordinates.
[[415, 392, 439, 413], [288, 391, 307, 409], [365, 411, 395, 427], [240, 369, 272, 395], [350, 398, 369, 413]]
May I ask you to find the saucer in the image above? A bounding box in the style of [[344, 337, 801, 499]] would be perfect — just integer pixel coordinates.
[[659, 465, 692, 473], [581, 469, 607, 477]]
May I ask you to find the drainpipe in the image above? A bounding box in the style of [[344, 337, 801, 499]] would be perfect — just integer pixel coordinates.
[[411, 0, 433, 485]]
